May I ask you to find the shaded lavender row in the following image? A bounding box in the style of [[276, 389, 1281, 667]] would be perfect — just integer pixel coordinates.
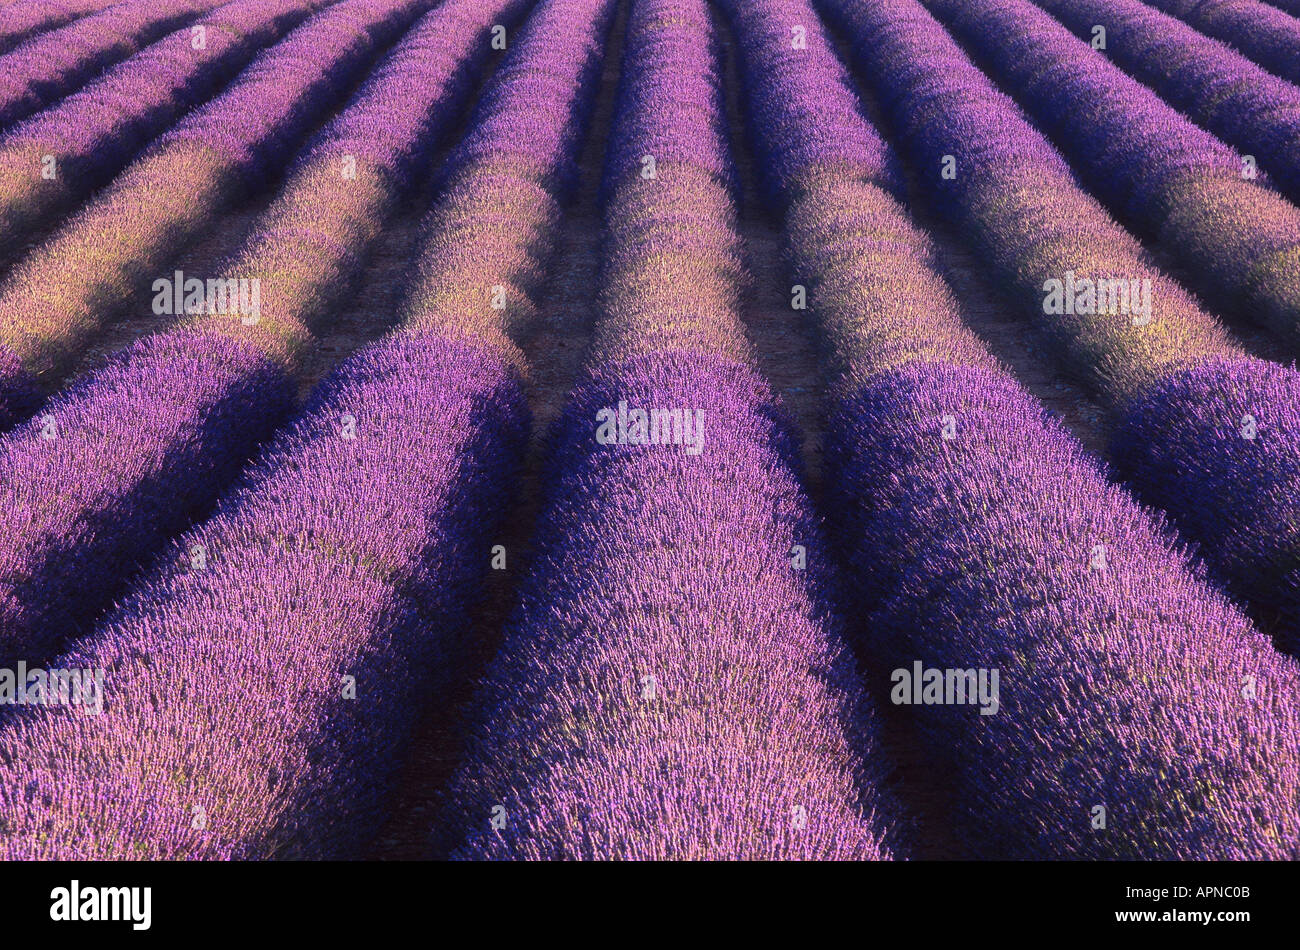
[[0, 1, 119, 57], [1145, 0, 1300, 87], [818, 0, 1300, 651], [0, 0, 612, 859], [0, 0, 527, 675], [728, 0, 1300, 860], [927, 0, 1300, 355], [1033, 0, 1300, 206], [0, 0, 227, 128], [0, 0, 326, 261], [0, 344, 39, 429], [0, 0, 428, 419], [438, 0, 902, 860]]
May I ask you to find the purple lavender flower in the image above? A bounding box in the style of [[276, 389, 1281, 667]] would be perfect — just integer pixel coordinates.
[[826, 361, 1300, 859], [0, 331, 292, 670], [0, 0, 521, 668], [443, 353, 901, 860]]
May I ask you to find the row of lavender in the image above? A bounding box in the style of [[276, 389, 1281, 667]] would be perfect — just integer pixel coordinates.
[[724, 0, 1300, 858], [0, 0, 327, 265], [437, 0, 901, 860], [0, 1, 119, 57], [0, 0, 452, 671], [926, 0, 1300, 355], [0, 0, 609, 860], [1032, 0, 1300, 206], [816, 0, 1300, 655], [0, 0, 227, 128]]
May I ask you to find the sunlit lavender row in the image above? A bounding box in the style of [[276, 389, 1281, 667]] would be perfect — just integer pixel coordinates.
[[931, 0, 1300, 355]]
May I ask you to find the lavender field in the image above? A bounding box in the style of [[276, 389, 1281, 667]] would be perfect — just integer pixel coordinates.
[[0, 0, 1297, 861]]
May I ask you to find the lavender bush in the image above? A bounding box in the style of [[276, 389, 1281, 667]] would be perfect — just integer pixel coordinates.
[[827, 362, 1300, 858], [0, 336, 528, 858]]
